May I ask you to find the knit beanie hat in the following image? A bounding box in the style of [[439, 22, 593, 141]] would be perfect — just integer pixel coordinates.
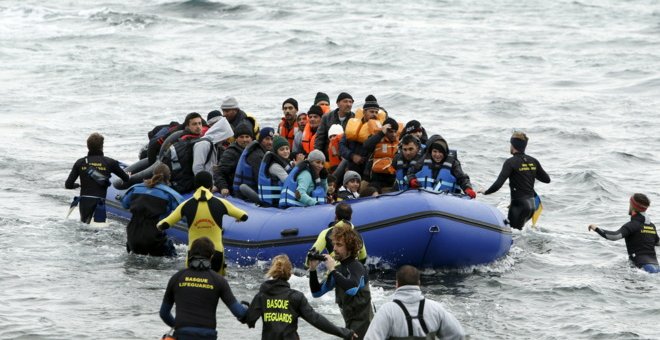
[[221, 96, 239, 110], [510, 131, 528, 153], [384, 117, 398, 132], [258, 127, 275, 143], [207, 110, 222, 125], [314, 92, 330, 105], [363, 94, 379, 110], [307, 105, 323, 118], [403, 120, 423, 135], [282, 98, 298, 110], [234, 123, 254, 139], [194, 171, 213, 190], [272, 135, 289, 151], [307, 149, 326, 162], [630, 193, 650, 212], [336, 92, 353, 103], [328, 124, 343, 137], [343, 170, 361, 185]]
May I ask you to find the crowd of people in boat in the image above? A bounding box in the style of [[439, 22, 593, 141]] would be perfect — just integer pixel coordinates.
[[127, 92, 480, 209], [64, 91, 659, 339]]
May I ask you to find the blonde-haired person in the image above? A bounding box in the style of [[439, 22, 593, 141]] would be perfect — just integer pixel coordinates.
[[244, 254, 355, 339], [121, 163, 182, 256]]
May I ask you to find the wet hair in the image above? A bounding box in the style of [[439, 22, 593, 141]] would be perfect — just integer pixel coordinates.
[[359, 186, 379, 197], [396, 265, 421, 287], [630, 193, 650, 212], [267, 254, 292, 281], [335, 202, 352, 221], [330, 224, 363, 259], [183, 112, 202, 128], [511, 131, 528, 141], [189, 237, 215, 259], [86, 132, 104, 153], [144, 163, 171, 188]]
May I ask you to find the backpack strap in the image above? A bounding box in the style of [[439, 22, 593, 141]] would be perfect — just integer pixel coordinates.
[[393, 299, 429, 337]]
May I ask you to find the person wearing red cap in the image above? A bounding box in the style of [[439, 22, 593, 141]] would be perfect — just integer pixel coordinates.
[[480, 131, 550, 230], [588, 193, 660, 273]]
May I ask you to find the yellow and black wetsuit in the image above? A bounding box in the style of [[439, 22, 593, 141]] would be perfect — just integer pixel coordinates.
[[158, 187, 247, 275]]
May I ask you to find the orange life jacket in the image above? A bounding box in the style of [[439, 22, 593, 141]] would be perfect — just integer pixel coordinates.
[[371, 137, 399, 175], [278, 119, 298, 149], [326, 133, 343, 169], [345, 119, 382, 143], [301, 123, 317, 155]]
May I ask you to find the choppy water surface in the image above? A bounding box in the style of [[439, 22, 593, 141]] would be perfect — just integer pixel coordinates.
[[1, 0, 660, 339]]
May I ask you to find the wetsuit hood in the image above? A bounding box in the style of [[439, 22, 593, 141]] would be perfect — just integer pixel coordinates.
[[391, 285, 424, 304], [192, 186, 214, 202], [259, 279, 291, 295], [204, 116, 234, 144]]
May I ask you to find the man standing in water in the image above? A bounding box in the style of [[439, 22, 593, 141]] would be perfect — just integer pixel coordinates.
[[588, 193, 660, 273], [65, 132, 130, 223], [479, 131, 550, 230]]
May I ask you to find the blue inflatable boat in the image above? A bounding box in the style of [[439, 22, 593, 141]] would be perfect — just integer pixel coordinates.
[[105, 181, 512, 269]]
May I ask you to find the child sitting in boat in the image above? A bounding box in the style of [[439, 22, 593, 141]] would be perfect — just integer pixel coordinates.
[[278, 150, 328, 207]]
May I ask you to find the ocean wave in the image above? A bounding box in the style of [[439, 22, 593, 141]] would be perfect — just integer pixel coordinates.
[[87, 8, 158, 29], [158, 0, 251, 17]]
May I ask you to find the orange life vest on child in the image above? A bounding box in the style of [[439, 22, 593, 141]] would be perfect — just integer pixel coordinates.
[[326, 133, 343, 169]]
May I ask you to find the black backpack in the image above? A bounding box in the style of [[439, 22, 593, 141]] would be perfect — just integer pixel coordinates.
[[160, 137, 212, 193]]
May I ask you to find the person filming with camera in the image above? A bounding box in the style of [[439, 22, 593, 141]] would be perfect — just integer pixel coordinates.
[[308, 224, 373, 339]]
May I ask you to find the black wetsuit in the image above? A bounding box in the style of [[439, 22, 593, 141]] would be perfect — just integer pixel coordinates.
[[595, 213, 660, 267], [245, 279, 352, 340], [160, 259, 246, 340], [484, 152, 550, 229], [65, 151, 129, 223], [310, 257, 373, 339]]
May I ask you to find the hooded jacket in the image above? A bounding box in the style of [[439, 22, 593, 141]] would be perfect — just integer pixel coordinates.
[[408, 135, 473, 192], [214, 141, 246, 193], [364, 286, 465, 340], [245, 279, 353, 340], [192, 117, 234, 175]]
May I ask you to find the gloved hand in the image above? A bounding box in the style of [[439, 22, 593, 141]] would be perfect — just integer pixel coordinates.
[[465, 188, 476, 199], [72, 183, 81, 189], [319, 168, 329, 180], [409, 178, 419, 189]]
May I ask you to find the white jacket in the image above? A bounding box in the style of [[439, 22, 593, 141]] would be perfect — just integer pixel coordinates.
[[192, 117, 233, 174], [365, 285, 465, 340]]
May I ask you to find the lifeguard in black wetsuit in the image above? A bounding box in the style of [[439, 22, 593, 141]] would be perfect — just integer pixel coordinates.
[[480, 131, 550, 230], [589, 193, 660, 273], [65, 132, 130, 223], [160, 237, 247, 340]]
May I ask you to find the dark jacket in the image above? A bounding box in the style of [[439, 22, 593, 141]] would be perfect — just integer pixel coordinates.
[[214, 141, 245, 193], [245, 143, 267, 191], [65, 151, 129, 197], [315, 108, 355, 157], [246, 279, 352, 340], [339, 134, 369, 176], [484, 152, 550, 200]]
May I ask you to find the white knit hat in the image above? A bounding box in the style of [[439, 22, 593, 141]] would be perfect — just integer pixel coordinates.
[[328, 124, 343, 137]]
